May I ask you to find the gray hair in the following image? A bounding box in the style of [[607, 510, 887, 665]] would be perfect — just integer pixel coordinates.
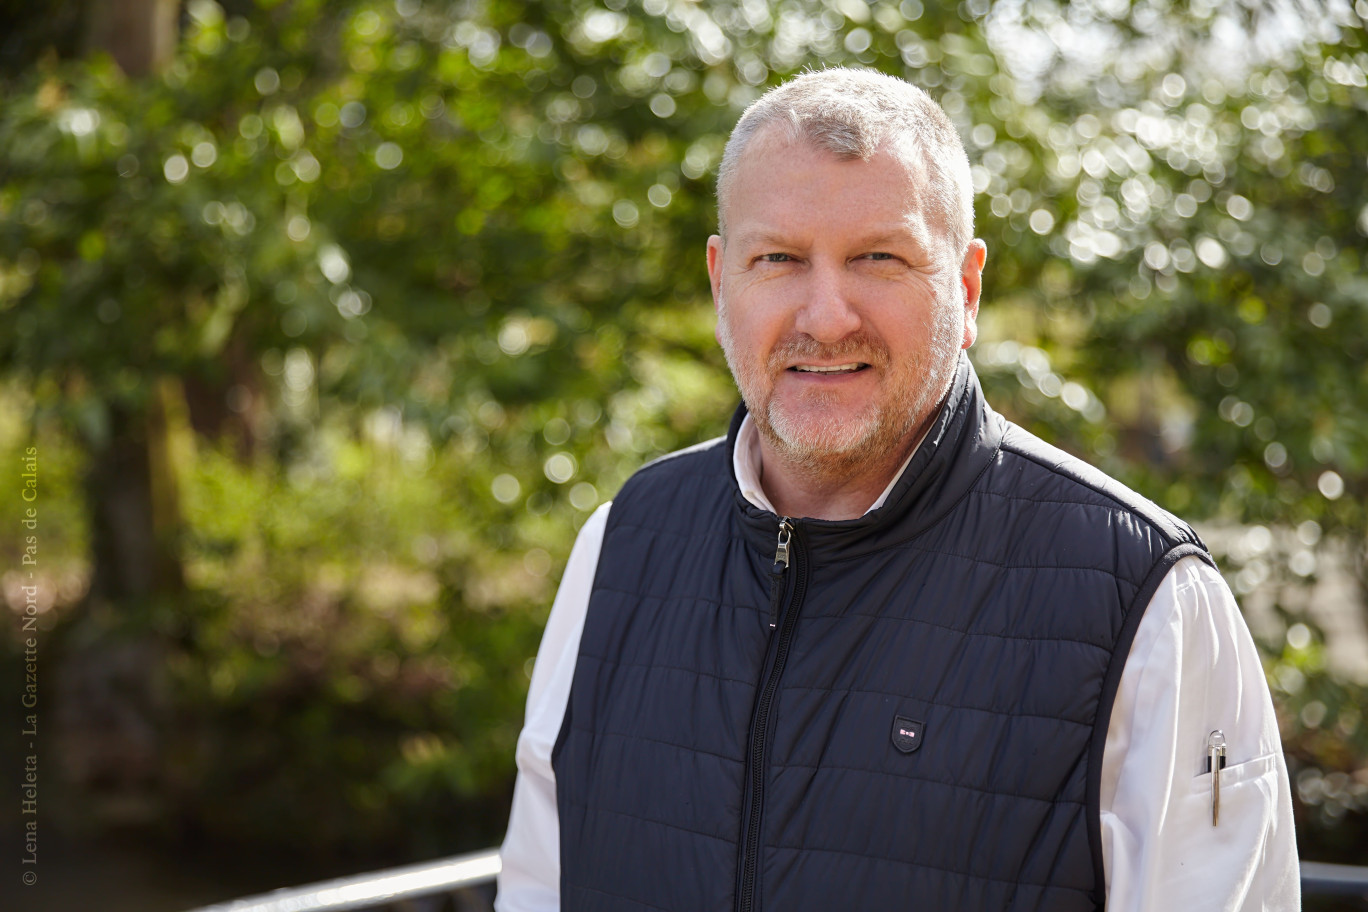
[[716, 68, 974, 257]]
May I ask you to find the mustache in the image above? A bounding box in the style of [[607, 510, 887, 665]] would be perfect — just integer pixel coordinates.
[[766, 332, 890, 371]]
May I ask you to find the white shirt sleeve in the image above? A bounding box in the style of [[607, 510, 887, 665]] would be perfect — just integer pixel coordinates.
[[495, 502, 611, 912], [1100, 554, 1300, 911]]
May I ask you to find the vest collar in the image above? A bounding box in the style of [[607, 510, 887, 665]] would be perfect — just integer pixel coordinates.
[[727, 354, 1004, 561]]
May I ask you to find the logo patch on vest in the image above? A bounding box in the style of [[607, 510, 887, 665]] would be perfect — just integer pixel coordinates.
[[891, 715, 924, 754]]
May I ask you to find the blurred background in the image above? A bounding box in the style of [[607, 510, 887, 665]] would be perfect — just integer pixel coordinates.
[[0, 0, 1365, 908]]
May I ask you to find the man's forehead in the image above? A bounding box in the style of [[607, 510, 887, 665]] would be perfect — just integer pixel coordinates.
[[735, 124, 931, 180], [723, 130, 940, 241]]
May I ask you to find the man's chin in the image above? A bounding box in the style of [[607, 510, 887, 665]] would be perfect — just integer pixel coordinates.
[[762, 412, 884, 465]]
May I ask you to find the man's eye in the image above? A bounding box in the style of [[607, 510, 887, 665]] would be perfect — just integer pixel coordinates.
[[864, 252, 895, 261], [759, 253, 792, 263]]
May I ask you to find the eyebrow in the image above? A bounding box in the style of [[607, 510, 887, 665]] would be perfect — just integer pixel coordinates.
[[729, 229, 795, 250], [858, 231, 924, 249], [730, 227, 933, 260]]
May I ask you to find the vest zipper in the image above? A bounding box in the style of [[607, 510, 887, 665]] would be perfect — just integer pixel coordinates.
[[767, 519, 792, 628], [738, 517, 807, 912]]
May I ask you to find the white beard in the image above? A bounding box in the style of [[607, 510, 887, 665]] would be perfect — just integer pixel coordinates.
[[716, 290, 963, 476]]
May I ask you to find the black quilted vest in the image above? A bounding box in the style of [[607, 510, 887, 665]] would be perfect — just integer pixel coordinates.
[[553, 357, 1211, 911]]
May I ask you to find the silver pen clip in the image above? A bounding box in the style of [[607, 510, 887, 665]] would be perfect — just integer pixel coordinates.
[[1206, 730, 1227, 826]]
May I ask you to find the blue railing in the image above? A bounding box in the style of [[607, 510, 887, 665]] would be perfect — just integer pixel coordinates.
[[184, 852, 1368, 911]]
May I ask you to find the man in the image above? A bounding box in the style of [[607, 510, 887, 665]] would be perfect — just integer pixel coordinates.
[[497, 68, 1298, 911]]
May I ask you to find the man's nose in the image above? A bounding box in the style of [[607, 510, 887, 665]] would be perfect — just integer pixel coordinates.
[[793, 261, 861, 343]]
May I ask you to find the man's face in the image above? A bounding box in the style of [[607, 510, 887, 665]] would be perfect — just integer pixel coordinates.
[[707, 131, 985, 472]]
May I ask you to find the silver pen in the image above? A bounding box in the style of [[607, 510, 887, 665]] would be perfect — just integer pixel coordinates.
[[1207, 730, 1227, 826]]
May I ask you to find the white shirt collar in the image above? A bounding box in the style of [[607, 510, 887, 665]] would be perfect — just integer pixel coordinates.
[[732, 414, 927, 517]]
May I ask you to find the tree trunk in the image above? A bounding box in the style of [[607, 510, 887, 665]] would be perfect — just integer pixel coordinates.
[[85, 0, 179, 77], [85, 388, 185, 602], [49, 0, 185, 835], [61, 385, 184, 827]]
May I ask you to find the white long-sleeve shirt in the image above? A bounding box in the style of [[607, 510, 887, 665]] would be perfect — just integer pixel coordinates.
[[498, 418, 1299, 911]]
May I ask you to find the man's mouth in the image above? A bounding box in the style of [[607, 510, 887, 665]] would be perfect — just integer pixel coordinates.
[[790, 363, 868, 374]]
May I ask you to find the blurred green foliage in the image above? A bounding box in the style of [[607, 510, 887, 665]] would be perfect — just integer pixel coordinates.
[[0, 0, 1366, 871]]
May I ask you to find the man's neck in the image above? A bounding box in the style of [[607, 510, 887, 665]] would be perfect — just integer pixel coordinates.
[[756, 420, 930, 521]]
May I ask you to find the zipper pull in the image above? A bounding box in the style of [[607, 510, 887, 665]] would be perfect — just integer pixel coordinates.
[[774, 519, 793, 570], [1206, 730, 1227, 826], [768, 519, 793, 628]]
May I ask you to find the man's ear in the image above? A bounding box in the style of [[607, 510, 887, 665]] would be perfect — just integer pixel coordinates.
[[707, 235, 724, 309], [707, 235, 724, 344], [960, 239, 987, 350]]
